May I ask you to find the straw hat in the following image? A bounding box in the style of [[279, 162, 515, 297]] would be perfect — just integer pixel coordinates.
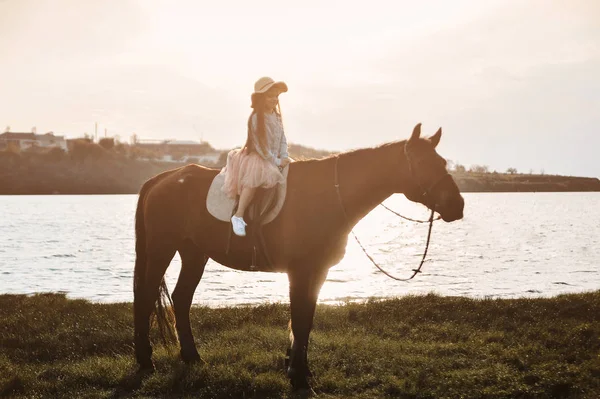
[[253, 77, 288, 94]]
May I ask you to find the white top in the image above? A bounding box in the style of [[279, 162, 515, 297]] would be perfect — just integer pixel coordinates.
[[250, 112, 289, 166]]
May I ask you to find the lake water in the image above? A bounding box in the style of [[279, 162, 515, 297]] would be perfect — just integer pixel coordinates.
[[0, 193, 598, 306]]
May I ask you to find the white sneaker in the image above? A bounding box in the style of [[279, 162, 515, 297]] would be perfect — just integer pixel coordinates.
[[231, 215, 247, 237]]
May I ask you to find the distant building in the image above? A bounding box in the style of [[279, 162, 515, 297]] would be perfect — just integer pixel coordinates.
[[135, 139, 212, 153], [0, 132, 68, 151], [134, 138, 220, 164]]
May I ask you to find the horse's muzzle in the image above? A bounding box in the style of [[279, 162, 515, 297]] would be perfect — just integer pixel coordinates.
[[438, 193, 464, 222]]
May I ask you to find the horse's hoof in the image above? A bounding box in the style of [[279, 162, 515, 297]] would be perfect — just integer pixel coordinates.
[[136, 362, 155, 375], [181, 350, 204, 365], [183, 355, 206, 365], [289, 374, 311, 391], [290, 387, 317, 398], [287, 367, 313, 381]]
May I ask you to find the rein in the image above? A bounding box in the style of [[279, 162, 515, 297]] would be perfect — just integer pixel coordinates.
[[333, 154, 436, 281]]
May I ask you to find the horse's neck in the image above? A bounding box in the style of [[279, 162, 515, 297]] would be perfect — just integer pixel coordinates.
[[337, 142, 406, 227]]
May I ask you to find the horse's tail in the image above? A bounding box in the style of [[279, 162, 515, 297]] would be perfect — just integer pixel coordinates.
[[133, 179, 150, 307], [134, 171, 179, 346]]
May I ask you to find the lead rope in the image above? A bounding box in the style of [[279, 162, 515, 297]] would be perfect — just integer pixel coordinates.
[[351, 209, 434, 281], [380, 203, 441, 223], [334, 155, 436, 281]]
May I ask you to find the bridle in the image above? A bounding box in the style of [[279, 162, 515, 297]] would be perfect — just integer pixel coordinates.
[[404, 142, 452, 206], [333, 143, 447, 281]]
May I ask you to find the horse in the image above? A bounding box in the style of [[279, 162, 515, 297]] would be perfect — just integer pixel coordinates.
[[133, 123, 464, 391]]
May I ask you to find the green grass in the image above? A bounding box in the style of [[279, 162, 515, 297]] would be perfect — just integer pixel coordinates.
[[1, 292, 599, 398]]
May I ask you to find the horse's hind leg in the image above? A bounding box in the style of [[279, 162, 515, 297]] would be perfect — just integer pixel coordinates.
[[134, 243, 177, 370], [172, 239, 208, 364]]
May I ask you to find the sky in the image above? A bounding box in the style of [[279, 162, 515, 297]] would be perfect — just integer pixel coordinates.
[[0, 0, 598, 177]]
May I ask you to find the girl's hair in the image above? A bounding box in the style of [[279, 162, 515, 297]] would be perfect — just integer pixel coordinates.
[[245, 91, 282, 153]]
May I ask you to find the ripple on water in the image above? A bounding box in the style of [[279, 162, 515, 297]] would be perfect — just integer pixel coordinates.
[[43, 254, 76, 259]]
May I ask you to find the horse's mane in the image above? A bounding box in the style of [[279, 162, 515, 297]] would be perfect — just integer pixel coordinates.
[[294, 140, 406, 165]]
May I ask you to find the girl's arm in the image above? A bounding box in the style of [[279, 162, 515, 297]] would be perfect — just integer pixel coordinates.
[[279, 131, 289, 160]]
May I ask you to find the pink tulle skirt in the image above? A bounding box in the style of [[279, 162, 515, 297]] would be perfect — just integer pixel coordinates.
[[220, 148, 285, 199]]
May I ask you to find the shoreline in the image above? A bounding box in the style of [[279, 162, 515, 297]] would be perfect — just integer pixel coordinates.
[[4, 288, 599, 307], [1, 185, 599, 196], [1, 151, 599, 195], [1, 190, 599, 195]]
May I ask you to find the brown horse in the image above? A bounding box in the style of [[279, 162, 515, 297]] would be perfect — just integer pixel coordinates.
[[133, 123, 464, 390]]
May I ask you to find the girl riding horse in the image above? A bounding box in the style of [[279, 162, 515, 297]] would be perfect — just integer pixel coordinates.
[[221, 76, 291, 237]]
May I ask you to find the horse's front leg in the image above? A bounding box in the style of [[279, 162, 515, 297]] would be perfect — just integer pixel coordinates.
[[172, 241, 208, 363], [287, 266, 328, 391]]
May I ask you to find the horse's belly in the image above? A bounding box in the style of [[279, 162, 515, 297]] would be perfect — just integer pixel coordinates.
[[191, 215, 288, 273], [206, 249, 287, 273]]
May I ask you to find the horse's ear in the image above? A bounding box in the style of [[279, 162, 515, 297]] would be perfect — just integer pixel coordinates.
[[408, 123, 422, 144], [429, 127, 442, 148]]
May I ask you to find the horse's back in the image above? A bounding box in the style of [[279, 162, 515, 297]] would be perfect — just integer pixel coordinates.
[[141, 164, 217, 198], [140, 164, 219, 240]]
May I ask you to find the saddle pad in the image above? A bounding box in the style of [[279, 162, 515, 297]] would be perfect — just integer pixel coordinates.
[[206, 165, 290, 225]]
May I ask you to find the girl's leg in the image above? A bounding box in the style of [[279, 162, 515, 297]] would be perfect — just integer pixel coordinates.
[[235, 186, 257, 218]]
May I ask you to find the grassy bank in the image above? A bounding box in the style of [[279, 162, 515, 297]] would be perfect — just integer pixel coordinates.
[[1, 292, 599, 398]]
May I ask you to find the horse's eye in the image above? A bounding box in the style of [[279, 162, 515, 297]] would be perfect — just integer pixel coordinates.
[[415, 158, 427, 168]]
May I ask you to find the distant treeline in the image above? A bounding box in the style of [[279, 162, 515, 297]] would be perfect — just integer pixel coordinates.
[[0, 143, 598, 194], [453, 172, 600, 193]]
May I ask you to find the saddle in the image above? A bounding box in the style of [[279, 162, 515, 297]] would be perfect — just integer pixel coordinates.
[[206, 165, 290, 269]]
